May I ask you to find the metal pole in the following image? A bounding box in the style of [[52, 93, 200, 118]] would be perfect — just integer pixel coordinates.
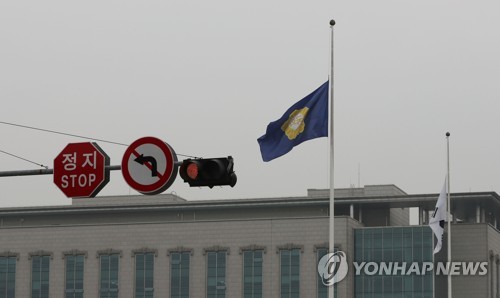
[[329, 19, 335, 298], [0, 165, 122, 177], [0, 161, 191, 178], [446, 132, 452, 298]]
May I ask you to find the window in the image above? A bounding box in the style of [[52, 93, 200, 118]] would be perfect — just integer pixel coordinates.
[[207, 251, 226, 298], [243, 250, 263, 298], [354, 227, 433, 298], [316, 248, 328, 298], [135, 253, 154, 298], [280, 248, 300, 298], [31, 255, 50, 298], [316, 247, 339, 298], [65, 255, 85, 298], [0, 256, 16, 298], [99, 254, 119, 298], [170, 252, 190, 298], [315, 247, 339, 298]]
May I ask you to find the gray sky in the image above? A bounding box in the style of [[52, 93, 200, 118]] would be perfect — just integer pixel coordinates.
[[0, 0, 499, 207]]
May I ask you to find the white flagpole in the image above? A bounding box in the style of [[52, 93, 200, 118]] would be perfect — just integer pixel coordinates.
[[446, 132, 452, 298], [328, 19, 335, 298]]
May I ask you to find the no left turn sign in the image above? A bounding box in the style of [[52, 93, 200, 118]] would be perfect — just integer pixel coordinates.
[[121, 137, 178, 195]]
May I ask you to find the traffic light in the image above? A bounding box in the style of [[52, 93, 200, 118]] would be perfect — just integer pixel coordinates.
[[179, 156, 237, 188]]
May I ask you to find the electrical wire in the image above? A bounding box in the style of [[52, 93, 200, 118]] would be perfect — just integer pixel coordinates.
[[0, 121, 199, 158], [0, 121, 127, 146], [0, 149, 48, 169]]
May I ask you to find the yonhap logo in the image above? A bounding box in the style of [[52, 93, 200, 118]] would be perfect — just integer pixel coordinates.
[[317, 251, 349, 286], [317, 251, 488, 284]]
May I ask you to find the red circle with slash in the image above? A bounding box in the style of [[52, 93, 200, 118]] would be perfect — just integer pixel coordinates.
[[121, 137, 178, 195]]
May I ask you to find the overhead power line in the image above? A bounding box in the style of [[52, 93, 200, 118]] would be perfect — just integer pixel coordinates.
[[0, 121, 199, 158], [0, 149, 48, 169], [0, 121, 127, 146]]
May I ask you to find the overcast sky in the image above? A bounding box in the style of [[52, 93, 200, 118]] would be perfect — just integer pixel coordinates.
[[0, 0, 499, 207]]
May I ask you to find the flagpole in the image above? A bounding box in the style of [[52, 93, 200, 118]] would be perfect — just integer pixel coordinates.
[[446, 132, 452, 298], [328, 19, 335, 298]]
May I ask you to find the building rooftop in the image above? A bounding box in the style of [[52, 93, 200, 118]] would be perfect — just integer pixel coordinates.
[[308, 184, 407, 198], [72, 193, 187, 206], [0, 185, 499, 225]]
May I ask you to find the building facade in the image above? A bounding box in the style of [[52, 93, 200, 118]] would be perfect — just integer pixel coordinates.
[[0, 185, 499, 297]]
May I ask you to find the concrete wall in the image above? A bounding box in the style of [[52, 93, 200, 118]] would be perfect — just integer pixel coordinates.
[[0, 213, 363, 297], [390, 207, 410, 227], [362, 207, 390, 227], [451, 224, 489, 298], [487, 224, 500, 298], [434, 223, 492, 298]]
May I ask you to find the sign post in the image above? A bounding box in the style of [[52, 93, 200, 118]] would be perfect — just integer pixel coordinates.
[[121, 137, 178, 195], [53, 142, 110, 198]]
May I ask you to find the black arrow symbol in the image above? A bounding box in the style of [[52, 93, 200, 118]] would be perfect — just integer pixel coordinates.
[[134, 154, 159, 177]]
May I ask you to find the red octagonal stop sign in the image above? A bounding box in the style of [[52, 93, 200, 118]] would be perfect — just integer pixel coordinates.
[[54, 142, 110, 198]]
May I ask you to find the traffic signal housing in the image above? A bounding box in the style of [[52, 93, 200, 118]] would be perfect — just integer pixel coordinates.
[[179, 156, 237, 188]]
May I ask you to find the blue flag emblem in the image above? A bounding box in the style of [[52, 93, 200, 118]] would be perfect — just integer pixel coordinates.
[[257, 81, 329, 162]]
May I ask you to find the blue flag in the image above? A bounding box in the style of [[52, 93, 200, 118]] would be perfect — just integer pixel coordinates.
[[257, 81, 329, 162]]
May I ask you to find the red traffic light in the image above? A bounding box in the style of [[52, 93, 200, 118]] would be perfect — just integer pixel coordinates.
[[179, 156, 237, 188], [186, 162, 199, 180]]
